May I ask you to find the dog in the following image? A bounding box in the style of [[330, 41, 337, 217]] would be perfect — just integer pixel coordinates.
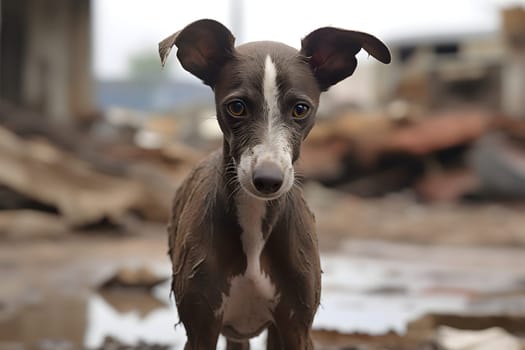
[[159, 19, 390, 350]]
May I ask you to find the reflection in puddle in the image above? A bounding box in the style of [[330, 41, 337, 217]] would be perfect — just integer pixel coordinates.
[[97, 289, 166, 316], [85, 293, 184, 349], [85, 282, 267, 350], [83, 252, 491, 349], [314, 254, 470, 334], [315, 291, 466, 334]]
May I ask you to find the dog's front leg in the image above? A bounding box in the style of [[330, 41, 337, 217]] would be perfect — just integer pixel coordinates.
[[266, 324, 314, 350], [276, 328, 314, 350], [226, 340, 250, 350], [268, 306, 315, 350], [265, 324, 282, 350], [178, 294, 222, 350]]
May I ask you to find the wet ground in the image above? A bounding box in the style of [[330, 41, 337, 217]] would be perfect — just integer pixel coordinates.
[[1, 209, 525, 350]]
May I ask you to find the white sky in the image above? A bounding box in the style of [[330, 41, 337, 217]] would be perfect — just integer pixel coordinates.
[[93, 0, 525, 80]]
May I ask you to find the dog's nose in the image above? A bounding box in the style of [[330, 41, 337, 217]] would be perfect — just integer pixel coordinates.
[[253, 162, 284, 195]]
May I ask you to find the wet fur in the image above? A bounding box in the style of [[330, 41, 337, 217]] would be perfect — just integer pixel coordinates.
[[161, 18, 390, 350]]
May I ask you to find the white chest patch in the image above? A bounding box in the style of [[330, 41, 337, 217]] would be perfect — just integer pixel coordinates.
[[217, 192, 279, 339]]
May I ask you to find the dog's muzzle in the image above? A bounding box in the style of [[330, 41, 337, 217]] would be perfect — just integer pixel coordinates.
[[237, 144, 294, 200]]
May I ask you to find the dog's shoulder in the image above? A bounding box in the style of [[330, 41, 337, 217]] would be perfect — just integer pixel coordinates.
[[170, 150, 222, 215], [168, 150, 221, 233], [167, 150, 223, 274], [287, 185, 316, 223]]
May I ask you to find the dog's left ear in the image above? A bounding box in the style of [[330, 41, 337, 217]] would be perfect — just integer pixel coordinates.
[[300, 27, 391, 91], [159, 19, 235, 86]]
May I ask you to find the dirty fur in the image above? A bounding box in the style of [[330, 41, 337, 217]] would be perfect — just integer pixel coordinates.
[[161, 18, 390, 350]]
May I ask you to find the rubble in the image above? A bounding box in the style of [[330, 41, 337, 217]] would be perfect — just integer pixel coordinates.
[[301, 109, 525, 201], [94, 337, 169, 350], [437, 326, 522, 350], [407, 313, 525, 335], [469, 132, 525, 198], [0, 210, 68, 239], [99, 266, 167, 290], [414, 168, 480, 202], [96, 266, 169, 317], [1, 98, 524, 238], [0, 125, 149, 226], [98, 290, 166, 316], [312, 329, 433, 350], [0, 102, 201, 231]]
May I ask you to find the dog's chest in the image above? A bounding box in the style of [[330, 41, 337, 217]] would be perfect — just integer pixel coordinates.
[[216, 194, 280, 339]]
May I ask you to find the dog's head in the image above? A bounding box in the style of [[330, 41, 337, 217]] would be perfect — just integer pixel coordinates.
[[160, 19, 390, 200]]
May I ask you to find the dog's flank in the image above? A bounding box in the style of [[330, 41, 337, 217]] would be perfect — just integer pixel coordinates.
[[161, 19, 390, 349]]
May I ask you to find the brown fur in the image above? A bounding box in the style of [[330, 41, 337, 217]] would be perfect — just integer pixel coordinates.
[[160, 19, 390, 349]]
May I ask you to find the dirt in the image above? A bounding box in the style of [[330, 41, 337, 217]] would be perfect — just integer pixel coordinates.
[[304, 183, 525, 249]]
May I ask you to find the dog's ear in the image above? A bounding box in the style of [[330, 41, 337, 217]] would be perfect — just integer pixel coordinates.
[[300, 27, 391, 91], [159, 19, 235, 86]]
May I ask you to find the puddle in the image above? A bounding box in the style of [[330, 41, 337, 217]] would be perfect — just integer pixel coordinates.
[[2, 247, 524, 349], [83, 252, 509, 349], [85, 282, 268, 350], [315, 254, 471, 335], [85, 291, 183, 349]]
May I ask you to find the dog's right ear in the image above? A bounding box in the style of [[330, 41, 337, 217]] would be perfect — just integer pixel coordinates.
[[159, 19, 235, 86]]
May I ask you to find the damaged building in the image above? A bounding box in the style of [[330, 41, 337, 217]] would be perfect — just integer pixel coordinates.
[[376, 7, 525, 119]]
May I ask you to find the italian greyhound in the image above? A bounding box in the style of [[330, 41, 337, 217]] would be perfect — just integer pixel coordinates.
[[159, 19, 390, 350]]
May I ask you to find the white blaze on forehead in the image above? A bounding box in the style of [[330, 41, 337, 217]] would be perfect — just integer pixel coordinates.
[[263, 55, 279, 118], [261, 55, 290, 158]]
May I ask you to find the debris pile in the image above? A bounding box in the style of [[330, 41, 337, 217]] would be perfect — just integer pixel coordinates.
[[0, 102, 201, 238], [301, 108, 525, 202], [94, 337, 170, 350], [2, 99, 525, 242]]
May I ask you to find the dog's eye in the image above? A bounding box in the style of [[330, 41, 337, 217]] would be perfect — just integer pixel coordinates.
[[292, 103, 310, 119], [226, 100, 247, 117]]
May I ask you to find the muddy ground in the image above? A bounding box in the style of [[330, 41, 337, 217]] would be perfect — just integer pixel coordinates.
[[1, 188, 525, 349]]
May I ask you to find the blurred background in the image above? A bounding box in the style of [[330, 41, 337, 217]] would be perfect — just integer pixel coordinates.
[[1, 0, 525, 349]]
